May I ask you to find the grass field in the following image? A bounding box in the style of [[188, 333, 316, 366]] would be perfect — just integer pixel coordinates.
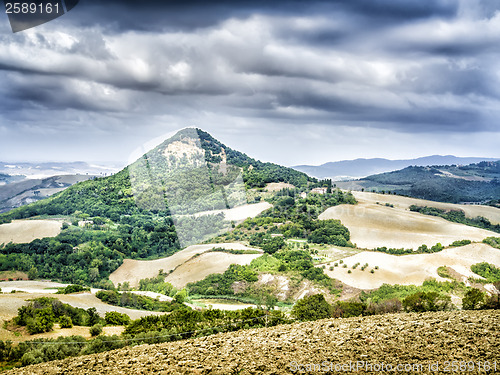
[[165, 251, 262, 288], [352, 191, 500, 225]]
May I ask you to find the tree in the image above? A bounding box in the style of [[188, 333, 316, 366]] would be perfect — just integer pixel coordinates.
[[291, 294, 331, 321], [262, 236, 285, 254], [89, 324, 103, 337], [27, 266, 38, 280], [403, 291, 451, 312], [59, 315, 73, 328], [462, 288, 485, 310], [174, 289, 188, 304], [105, 311, 130, 326]]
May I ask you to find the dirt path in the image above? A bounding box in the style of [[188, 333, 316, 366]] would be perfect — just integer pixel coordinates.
[[6, 310, 499, 375]]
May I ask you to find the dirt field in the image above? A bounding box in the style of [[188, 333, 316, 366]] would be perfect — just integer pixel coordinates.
[[165, 251, 262, 288], [352, 191, 500, 225], [319, 196, 497, 249], [322, 243, 500, 289], [6, 310, 499, 375], [0, 219, 63, 244], [109, 243, 262, 288]]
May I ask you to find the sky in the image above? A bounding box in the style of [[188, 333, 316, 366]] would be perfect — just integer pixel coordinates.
[[1, 0, 500, 167]]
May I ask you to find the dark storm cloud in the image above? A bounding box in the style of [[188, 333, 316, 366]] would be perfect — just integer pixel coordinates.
[[1, 0, 500, 163]]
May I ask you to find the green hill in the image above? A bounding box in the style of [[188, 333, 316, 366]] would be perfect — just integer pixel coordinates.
[[1, 128, 314, 222], [339, 161, 500, 204], [0, 128, 315, 286]]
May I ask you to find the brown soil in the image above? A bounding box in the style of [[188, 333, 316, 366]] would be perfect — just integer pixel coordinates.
[[5, 310, 499, 375]]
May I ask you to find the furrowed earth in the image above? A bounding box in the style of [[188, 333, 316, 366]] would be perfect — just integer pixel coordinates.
[[5, 310, 499, 375]]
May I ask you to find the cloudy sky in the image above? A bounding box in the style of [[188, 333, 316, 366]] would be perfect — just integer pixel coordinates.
[[1, 0, 500, 167]]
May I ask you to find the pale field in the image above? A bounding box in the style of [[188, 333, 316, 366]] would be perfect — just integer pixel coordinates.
[[322, 243, 500, 290], [192, 299, 257, 311], [319, 196, 497, 249], [165, 252, 262, 288], [110, 243, 262, 288], [0, 283, 165, 342], [0, 219, 62, 244], [351, 191, 500, 225], [191, 202, 272, 221], [265, 182, 295, 192]]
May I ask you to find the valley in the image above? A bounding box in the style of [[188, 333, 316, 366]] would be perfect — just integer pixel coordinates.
[[0, 129, 499, 372]]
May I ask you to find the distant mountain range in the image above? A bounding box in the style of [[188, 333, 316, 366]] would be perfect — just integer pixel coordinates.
[[293, 155, 500, 180]]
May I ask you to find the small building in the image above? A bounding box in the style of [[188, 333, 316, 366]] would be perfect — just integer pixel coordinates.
[[300, 192, 307, 199]]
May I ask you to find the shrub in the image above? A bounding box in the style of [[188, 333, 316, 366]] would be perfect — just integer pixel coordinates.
[[332, 301, 366, 318], [89, 324, 103, 337], [105, 311, 130, 326], [291, 294, 331, 321], [59, 315, 73, 329], [402, 291, 451, 312], [365, 298, 402, 315], [462, 288, 485, 310]]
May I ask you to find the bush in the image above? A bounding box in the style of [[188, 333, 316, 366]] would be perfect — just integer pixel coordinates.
[[291, 294, 331, 321], [462, 288, 485, 310], [59, 315, 73, 329], [89, 324, 103, 337], [104, 312, 130, 326], [56, 285, 90, 294], [402, 291, 451, 312], [332, 301, 366, 318]]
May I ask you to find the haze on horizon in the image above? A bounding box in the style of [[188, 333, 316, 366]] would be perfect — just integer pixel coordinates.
[[1, 1, 500, 166]]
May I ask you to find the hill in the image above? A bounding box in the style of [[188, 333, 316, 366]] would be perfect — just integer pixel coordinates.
[[0, 128, 314, 287], [1, 128, 313, 223], [6, 310, 499, 375], [0, 174, 97, 213], [293, 155, 500, 180], [319, 192, 499, 249], [336, 160, 500, 204]]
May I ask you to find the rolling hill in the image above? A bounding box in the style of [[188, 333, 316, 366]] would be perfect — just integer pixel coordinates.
[[1, 128, 313, 223], [0, 174, 97, 213], [336, 160, 500, 204], [0, 128, 315, 286], [293, 155, 500, 180]]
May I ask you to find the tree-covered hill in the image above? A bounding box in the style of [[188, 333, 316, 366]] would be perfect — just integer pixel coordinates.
[[1, 128, 314, 223], [339, 161, 500, 204], [0, 129, 317, 285]]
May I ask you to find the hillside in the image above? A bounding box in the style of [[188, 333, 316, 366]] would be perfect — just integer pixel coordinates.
[[336, 161, 500, 204], [1, 128, 313, 223], [293, 155, 500, 180], [0, 174, 97, 213], [0, 128, 314, 287], [6, 310, 499, 375]]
